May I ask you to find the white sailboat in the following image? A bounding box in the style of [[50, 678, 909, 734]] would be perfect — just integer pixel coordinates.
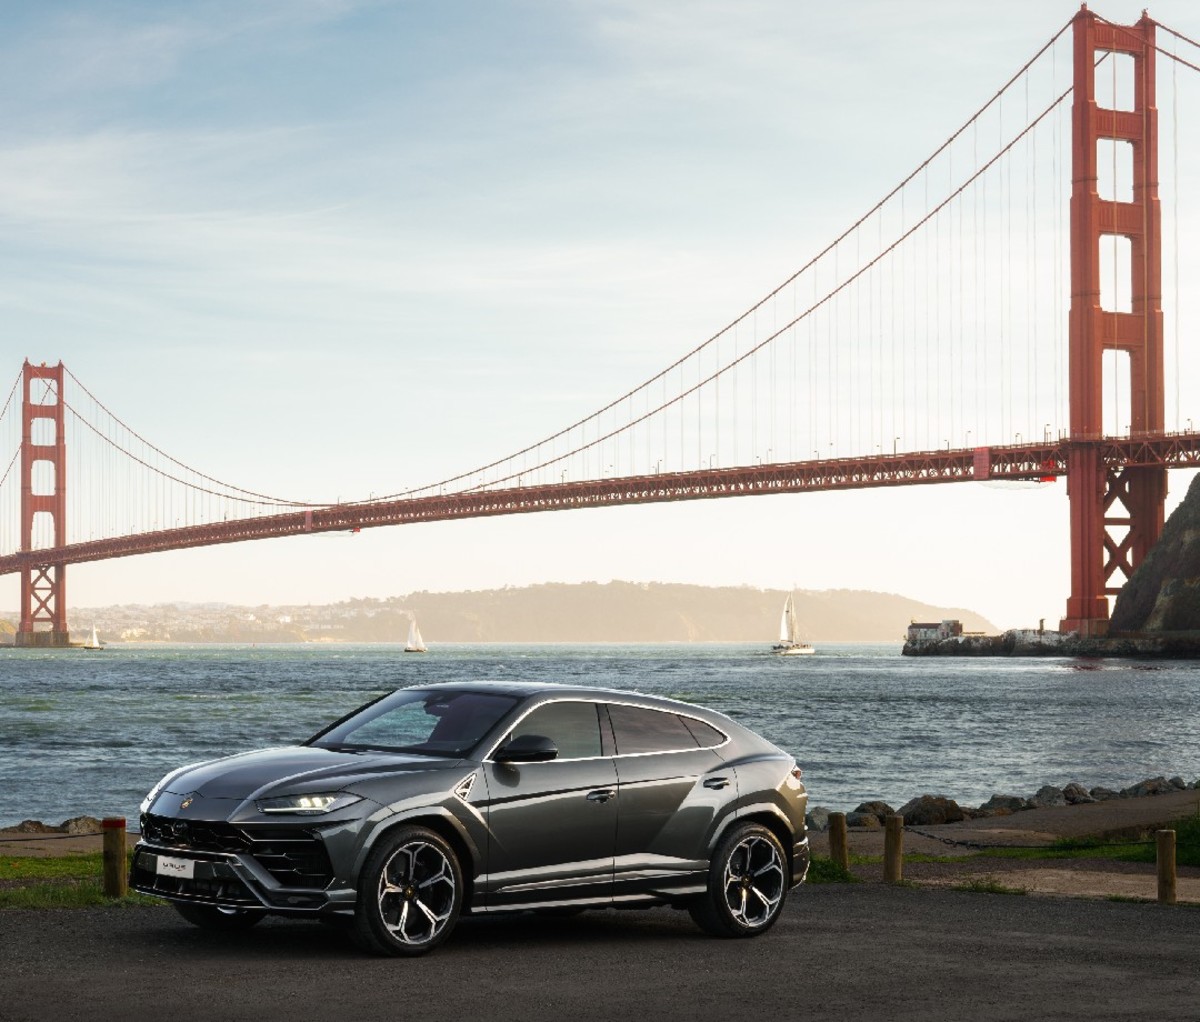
[[404, 614, 427, 653], [772, 594, 814, 656], [83, 624, 104, 651]]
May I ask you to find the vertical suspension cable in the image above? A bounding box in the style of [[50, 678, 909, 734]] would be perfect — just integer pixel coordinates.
[[1172, 42, 1181, 430]]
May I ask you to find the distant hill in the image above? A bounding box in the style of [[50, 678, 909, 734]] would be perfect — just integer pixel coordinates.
[[397, 582, 993, 643], [5, 583, 996, 644]]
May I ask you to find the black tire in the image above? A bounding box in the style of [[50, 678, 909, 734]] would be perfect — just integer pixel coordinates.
[[352, 825, 464, 957], [689, 823, 789, 939], [172, 902, 264, 931]]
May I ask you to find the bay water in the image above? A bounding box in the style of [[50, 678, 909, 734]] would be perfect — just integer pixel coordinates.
[[1, 642, 1198, 829]]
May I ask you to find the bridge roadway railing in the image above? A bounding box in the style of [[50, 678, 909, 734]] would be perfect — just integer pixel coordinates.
[[3, 433, 1200, 575]]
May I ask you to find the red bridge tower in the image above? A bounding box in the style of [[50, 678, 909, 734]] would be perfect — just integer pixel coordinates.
[[1062, 8, 1166, 636], [17, 359, 70, 647]]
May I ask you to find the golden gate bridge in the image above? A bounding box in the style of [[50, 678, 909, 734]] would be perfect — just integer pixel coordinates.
[[4, 7, 1200, 645]]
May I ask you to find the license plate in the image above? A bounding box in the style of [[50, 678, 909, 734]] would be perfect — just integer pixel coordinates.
[[156, 855, 195, 879]]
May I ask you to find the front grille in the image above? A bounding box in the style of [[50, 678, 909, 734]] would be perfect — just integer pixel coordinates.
[[140, 813, 335, 889], [141, 815, 249, 853]]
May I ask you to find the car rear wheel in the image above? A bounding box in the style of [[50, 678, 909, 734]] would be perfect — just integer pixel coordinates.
[[172, 902, 264, 930], [352, 825, 464, 956], [689, 823, 788, 938]]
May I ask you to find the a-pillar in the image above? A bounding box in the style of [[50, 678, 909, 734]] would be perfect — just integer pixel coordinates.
[[16, 360, 69, 648]]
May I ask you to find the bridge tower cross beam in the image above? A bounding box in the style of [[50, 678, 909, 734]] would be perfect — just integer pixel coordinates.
[[16, 359, 70, 648], [1062, 8, 1165, 637]]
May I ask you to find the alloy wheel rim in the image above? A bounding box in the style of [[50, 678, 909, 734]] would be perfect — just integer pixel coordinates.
[[377, 840, 456, 945], [721, 835, 784, 929]]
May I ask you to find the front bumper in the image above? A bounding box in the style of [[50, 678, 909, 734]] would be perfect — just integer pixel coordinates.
[[129, 813, 355, 914]]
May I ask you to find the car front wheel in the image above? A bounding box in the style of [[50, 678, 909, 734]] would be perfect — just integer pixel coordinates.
[[352, 825, 464, 956], [689, 823, 788, 938]]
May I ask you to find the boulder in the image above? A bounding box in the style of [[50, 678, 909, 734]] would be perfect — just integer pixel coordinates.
[[1089, 786, 1120, 801], [845, 812, 882, 829], [852, 801, 895, 823], [1121, 777, 1174, 798], [1029, 785, 1067, 808], [1062, 782, 1096, 805], [1168, 776, 1188, 791], [897, 795, 965, 826], [806, 807, 831, 832], [1109, 474, 1200, 632], [61, 816, 103, 835], [9, 819, 56, 834], [979, 794, 1030, 814]]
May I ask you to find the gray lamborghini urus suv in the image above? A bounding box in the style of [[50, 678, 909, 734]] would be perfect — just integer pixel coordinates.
[[131, 682, 810, 955]]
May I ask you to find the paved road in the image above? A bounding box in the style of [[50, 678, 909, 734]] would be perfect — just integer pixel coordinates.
[[3, 887, 1198, 1022]]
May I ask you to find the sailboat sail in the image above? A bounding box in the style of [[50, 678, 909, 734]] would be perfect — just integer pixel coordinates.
[[772, 593, 814, 655], [405, 615, 427, 653], [779, 596, 795, 644]]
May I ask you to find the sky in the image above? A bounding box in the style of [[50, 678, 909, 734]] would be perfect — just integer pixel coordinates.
[[3, 0, 1200, 633]]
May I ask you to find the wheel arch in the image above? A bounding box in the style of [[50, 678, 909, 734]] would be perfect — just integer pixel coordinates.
[[360, 811, 480, 912], [723, 808, 795, 874]]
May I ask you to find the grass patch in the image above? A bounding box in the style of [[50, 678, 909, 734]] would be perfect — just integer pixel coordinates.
[[951, 878, 1027, 896], [0, 852, 113, 881], [983, 839, 1149, 862], [1114, 815, 1200, 868], [846, 852, 882, 866], [0, 881, 161, 910], [1024, 815, 1200, 867], [806, 856, 860, 884], [947, 814, 1200, 867], [0, 851, 162, 910]]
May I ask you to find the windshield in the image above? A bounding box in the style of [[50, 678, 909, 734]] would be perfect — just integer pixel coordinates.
[[309, 689, 520, 757]]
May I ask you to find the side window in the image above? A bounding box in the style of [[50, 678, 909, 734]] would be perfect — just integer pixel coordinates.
[[607, 704, 701, 755], [510, 701, 602, 760], [680, 716, 727, 749]]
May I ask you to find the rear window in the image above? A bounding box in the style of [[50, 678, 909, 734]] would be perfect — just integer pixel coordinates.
[[607, 704, 701, 755], [680, 716, 727, 749]]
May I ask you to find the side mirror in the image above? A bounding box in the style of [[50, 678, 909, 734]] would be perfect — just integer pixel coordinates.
[[493, 733, 559, 763]]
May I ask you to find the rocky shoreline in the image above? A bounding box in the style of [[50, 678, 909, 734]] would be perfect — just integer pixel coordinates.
[[903, 629, 1200, 657], [806, 773, 1200, 831], [1, 816, 107, 836], [905, 475, 1200, 658]]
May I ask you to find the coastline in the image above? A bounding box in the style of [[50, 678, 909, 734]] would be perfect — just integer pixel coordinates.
[[903, 628, 1200, 658]]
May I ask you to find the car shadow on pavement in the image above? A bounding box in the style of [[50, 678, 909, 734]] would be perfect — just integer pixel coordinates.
[[121, 905, 709, 960]]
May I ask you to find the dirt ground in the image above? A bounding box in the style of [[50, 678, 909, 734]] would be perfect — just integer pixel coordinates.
[[3, 788, 1198, 903], [806, 787, 1200, 902]]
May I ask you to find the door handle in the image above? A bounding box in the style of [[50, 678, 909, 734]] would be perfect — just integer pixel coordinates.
[[586, 789, 616, 803], [703, 777, 731, 790]]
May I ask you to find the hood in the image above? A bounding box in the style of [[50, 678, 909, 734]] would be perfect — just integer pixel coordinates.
[[163, 745, 462, 800]]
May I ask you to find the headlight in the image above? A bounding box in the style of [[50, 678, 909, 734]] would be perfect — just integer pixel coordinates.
[[256, 793, 363, 815]]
